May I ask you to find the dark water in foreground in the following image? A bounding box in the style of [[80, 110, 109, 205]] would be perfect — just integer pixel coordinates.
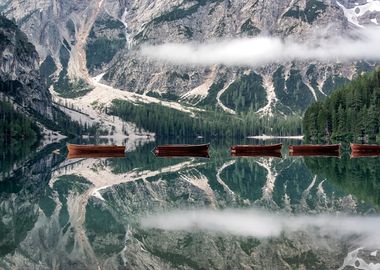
[[1, 139, 380, 269]]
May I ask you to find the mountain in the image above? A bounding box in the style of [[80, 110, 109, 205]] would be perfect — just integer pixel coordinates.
[[0, 15, 52, 118], [0, 15, 115, 152], [1, 0, 379, 123]]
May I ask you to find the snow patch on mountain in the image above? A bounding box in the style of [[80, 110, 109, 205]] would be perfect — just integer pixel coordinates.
[[305, 80, 318, 101], [180, 66, 217, 105], [91, 74, 204, 116], [120, 8, 131, 49], [52, 83, 153, 145], [337, 0, 380, 27], [256, 74, 279, 117], [216, 79, 237, 115], [54, 72, 207, 144], [339, 248, 380, 270], [56, 105, 97, 126], [317, 72, 328, 96]]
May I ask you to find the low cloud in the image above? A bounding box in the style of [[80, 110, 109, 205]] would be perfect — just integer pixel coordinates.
[[140, 209, 380, 248], [140, 27, 380, 66]]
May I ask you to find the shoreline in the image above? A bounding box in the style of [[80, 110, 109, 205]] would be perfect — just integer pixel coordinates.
[[247, 135, 304, 140]]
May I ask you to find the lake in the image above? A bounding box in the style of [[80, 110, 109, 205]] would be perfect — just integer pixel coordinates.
[[0, 139, 380, 269]]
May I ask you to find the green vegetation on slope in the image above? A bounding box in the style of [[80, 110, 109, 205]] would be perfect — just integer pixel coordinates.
[[110, 100, 302, 138], [220, 72, 267, 112], [86, 14, 126, 73], [150, 0, 224, 25], [240, 19, 261, 36], [273, 67, 315, 112], [39, 55, 57, 86], [283, 0, 327, 24], [0, 99, 39, 142], [54, 44, 93, 98], [0, 15, 36, 58], [303, 69, 380, 140]]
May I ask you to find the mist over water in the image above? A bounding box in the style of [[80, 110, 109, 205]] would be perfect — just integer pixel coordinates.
[[141, 208, 380, 248]]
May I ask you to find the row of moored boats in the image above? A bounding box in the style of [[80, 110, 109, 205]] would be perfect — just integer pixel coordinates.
[[66, 143, 380, 159]]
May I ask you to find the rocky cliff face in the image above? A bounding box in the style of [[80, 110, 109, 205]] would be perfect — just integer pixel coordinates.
[[1, 0, 379, 116], [0, 15, 52, 118]]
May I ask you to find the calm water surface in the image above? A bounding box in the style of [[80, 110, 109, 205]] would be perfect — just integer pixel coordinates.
[[0, 139, 380, 269]]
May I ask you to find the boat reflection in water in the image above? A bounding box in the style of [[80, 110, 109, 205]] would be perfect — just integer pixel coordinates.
[[288, 144, 341, 157], [351, 143, 380, 156], [351, 151, 380, 158], [230, 144, 282, 158], [67, 152, 126, 159], [231, 151, 282, 158], [153, 143, 210, 158]]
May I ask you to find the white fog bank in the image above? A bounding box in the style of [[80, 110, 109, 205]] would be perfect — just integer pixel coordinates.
[[141, 27, 380, 66]]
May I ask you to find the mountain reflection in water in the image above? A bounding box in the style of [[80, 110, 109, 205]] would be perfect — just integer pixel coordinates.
[[0, 140, 379, 269]]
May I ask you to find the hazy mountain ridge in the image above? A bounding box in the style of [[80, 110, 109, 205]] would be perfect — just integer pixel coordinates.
[[1, 0, 379, 117]]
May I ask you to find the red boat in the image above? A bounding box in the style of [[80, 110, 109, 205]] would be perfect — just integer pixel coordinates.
[[288, 144, 341, 156], [350, 143, 380, 153], [153, 143, 210, 154], [231, 144, 282, 154], [67, 144, 126, 155]]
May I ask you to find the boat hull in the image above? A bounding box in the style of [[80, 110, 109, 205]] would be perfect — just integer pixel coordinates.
[[289, 144, 340, 153], [231, 144, 282, 153], [67, 144, 125, 155], [351, 143, 380, 153]]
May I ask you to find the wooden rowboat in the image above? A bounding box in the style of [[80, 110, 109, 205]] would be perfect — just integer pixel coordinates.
[[350, 143, 380, 153], [231, 144, 282, 153], [288, 144, 341, 154], [289, 144, 341, 157], [67, 144, 125, 155], [153, 143, 210, 155]]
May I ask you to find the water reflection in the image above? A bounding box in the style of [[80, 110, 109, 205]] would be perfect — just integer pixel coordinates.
[[141, 209, 380, 247], [0, 140, 379, 269]]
